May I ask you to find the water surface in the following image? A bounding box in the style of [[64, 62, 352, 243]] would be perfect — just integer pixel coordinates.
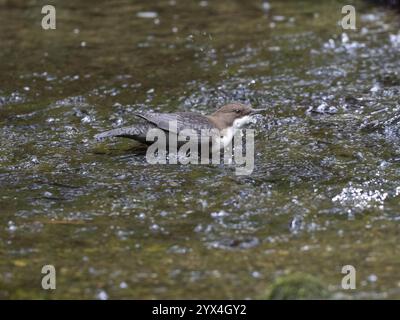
[[1, 0, 400, 299]]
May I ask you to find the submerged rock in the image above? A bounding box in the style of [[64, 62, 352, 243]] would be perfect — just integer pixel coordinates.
[[261, 273, 330, 300]]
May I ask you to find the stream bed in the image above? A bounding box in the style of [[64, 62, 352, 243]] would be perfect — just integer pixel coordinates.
[[1, 0, 400, 299]]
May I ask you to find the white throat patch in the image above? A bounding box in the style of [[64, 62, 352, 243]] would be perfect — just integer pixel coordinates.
[[233, 115, 253, 129], [214, 115, 254, 151]]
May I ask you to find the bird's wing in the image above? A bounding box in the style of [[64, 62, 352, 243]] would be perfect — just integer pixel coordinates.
[[134, 112, 216, 135]]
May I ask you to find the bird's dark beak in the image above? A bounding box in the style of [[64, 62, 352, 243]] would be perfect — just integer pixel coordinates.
[[249, 108, 267, 115]]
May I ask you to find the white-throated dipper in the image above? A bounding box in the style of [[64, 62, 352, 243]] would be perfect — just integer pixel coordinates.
[[95, 103, 265, 151]]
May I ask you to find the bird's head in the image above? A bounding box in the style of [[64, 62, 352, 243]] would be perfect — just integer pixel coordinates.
[[209, 103, 267, 129]]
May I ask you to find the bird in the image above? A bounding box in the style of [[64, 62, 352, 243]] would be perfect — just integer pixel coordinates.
[[94, 103, 266, 152]]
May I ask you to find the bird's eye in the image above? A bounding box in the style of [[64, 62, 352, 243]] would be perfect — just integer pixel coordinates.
[[234, 109, 240, 114]]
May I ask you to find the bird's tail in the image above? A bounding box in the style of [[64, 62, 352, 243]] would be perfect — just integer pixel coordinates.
[[94, 126, 141, 141], [94, 123, 154, 144]]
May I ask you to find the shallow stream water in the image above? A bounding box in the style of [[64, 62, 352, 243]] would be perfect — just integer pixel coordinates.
[[1, 0, 400, 299]]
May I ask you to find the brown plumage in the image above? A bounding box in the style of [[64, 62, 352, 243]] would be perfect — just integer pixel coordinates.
[[95, 103, 266, 146]]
